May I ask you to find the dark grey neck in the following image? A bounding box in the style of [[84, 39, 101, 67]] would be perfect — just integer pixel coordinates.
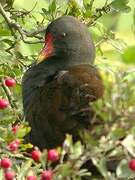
[[40, 52, 95, 73]]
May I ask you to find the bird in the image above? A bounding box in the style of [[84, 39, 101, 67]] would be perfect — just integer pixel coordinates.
[[22, 16, 104, 149]]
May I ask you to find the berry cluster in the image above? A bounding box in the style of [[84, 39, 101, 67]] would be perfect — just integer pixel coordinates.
[[0, 146, 59, 180], [0, 158, 15, 180]]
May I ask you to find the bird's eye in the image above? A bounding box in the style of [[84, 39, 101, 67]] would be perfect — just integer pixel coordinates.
[[61, 32, 66, 37], [56, 32, 66, 40]]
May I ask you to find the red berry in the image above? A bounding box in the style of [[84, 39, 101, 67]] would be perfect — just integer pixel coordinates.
[[8, 139, 20, 152], [26, 175, 37, 180], [129, 159, 135, 171], [1, 158, 12, 169], [31, 150, 41, 162], [12, 125, 20, 134], [4, 171, 15, 180], [41, 170, 53, 180], [0, 99, 9, 109], [47, 149, 59, 162], [5, 78, 16, 87]]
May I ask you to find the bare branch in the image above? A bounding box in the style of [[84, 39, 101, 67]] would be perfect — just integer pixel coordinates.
[[5, 41, 17, 55], [26, 27, 46, 37]]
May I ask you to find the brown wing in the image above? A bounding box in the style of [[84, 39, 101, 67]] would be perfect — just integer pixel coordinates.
[[22, 64, 104, 149]]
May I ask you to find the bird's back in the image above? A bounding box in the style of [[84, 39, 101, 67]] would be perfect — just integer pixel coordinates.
[[22, 64, 104, 149]]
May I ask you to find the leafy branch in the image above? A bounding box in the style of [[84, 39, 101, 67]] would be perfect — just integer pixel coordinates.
[[87, 3, 111, 26], [0, 2, 45, 44]]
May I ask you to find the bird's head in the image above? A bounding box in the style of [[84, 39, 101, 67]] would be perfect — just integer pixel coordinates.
[[37, 16, 95, 66]]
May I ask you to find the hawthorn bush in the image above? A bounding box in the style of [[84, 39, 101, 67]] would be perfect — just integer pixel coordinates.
[[0, 0, 135, 179]]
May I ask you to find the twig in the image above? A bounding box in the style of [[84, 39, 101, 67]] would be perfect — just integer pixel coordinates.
[[87, 4, 111, 26], [107, 39, 124, 54], [95, 38, 106, 47], [25, 27, 46, 37], [11, 1, 38, 17], [0, 3, 45, 44], [5, 41, 17, 55]]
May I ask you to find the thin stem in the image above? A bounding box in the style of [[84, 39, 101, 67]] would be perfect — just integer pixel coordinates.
[[1, 79, 22, 121], [1, 79, 17, 109]]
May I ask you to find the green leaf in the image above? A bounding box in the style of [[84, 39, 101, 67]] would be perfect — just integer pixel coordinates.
[[110, 0, 131, 13], [20, 143, 33, 151], [0, 127, 6, 139], [83, 0, 93, 10], [110, 128, 126, 141], [122, 71, 135, 83], [92, 157, 115, 179], [122, 46, 135, 64], [16, 126, 31, 138], [40, 149, 47, 169], [83, 10, 92, 18], [17, 160, 33, 179], [80, 130, 98, 147], [109, 146, 123, 157], [42, 8, 50, 15], [63, 134, 73, 152], [49, 0, 56, 13], [0, 169, 3, 180], [67, 0, 81, 16], [122, 135, 135, 157], [55, 163, 72, 178], [1, 39, 13, 46], [71, 141, 83, 159], [116, 159, 135, 178], [0, 28, 11, 36]]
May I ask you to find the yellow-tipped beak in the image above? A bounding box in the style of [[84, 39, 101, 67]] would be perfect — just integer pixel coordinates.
[[37, 50, 47, 64], [37, 33, 54, 64]]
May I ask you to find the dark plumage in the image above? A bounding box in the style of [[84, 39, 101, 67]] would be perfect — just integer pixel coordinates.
[[22, 16, 104, 149]]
